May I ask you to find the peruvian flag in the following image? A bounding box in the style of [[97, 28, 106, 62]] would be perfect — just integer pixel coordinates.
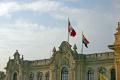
[[68, 19, 76, 37], [82, 34, 89, 48]]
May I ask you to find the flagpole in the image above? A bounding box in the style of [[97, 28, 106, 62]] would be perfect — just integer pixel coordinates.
[[81, 31, 83, 54], [68, 30, 69, 43], [68, 18, 69, 43]]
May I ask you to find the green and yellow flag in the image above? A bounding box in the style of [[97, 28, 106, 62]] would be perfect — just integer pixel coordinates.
[[98, 67, 108, 80], [99, 73, 108, 80]]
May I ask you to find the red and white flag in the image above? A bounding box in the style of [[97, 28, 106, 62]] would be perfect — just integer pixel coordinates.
[[68, 19, 76, 37]]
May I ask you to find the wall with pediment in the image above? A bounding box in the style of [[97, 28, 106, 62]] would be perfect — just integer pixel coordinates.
[[5, 41, 115, 80]]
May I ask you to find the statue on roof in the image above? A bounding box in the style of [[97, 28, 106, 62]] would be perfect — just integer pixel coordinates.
[[14, 50, 20, 60]]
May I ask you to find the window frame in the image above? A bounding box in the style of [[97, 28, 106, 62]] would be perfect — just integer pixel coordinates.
[[61, 67, 68, 80]]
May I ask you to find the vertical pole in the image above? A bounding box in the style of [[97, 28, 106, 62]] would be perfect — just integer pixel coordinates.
[[81, 31, 83, 54], [68, 29, 69, 43], [68, 18, 69, 43]]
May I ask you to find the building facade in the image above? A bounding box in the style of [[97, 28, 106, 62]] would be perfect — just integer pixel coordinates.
[[5, 22, 120, 80], [5, 41, 115, 80]]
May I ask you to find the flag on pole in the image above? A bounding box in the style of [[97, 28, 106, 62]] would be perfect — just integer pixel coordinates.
[[99, 73, 108, 80], [98, 67, 108, 80], [82, 33, 89, 48], [68, 19, 76, 37]]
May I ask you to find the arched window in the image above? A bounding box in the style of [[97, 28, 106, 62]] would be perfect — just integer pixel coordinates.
[[37, 72, 43, 80], [61, 67, 68, 80], [111, 69, 116, 80], [88, 70, 94, 80], [45, 72, 49, 80], [29, 72, 34, 80], [13, 72, 17, 80]]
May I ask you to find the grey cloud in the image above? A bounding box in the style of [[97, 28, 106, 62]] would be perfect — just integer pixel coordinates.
[[0, 19, 67, 70], [0, 0, 62, 16]]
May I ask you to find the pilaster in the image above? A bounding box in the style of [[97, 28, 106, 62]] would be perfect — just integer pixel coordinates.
[[114, 22, 120, 80]]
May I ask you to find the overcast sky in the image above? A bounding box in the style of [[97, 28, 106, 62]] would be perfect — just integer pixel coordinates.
[[0, 0, 120, 71]]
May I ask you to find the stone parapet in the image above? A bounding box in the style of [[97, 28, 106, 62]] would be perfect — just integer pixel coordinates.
[[85, 52, 114, 60], [31, 59, 51, 66]]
